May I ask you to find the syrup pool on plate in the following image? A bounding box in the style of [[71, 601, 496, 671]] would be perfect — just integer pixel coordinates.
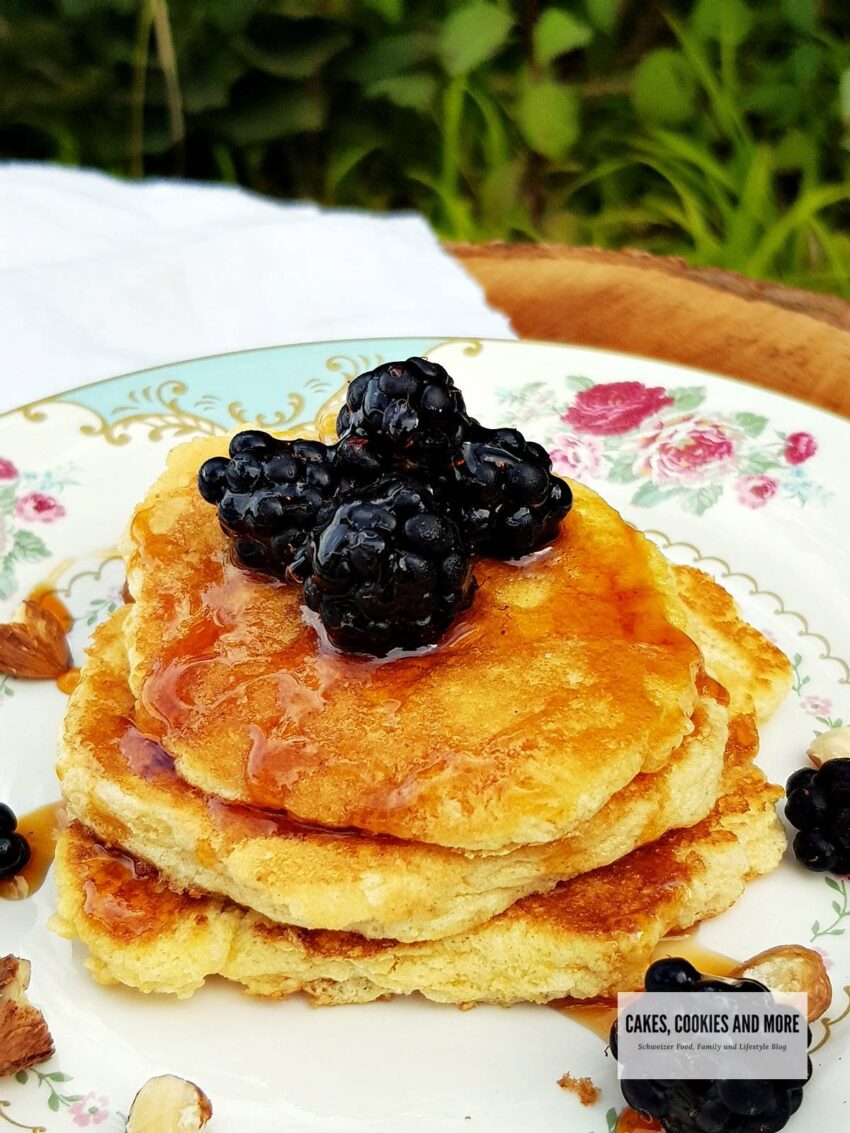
[[0, 801, 64, 900]]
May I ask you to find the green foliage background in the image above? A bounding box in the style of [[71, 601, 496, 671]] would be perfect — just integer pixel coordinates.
[[2, 0, 850, 293]]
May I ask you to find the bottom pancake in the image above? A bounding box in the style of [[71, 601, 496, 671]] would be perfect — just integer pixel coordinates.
[[51, 747, 784, 1006]]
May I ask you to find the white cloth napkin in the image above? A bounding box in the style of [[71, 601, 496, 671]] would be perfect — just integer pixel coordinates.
[[0, 163, 514, 412]]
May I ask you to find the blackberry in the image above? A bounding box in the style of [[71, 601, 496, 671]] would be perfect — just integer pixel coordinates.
[[0, 805, 30, 880], [786, 757, 850, 874], [450, 425, 572, 559], [335, 358, 472, 477], [0, 803, 16, 835], [292, 476, 475, 657], [611, 958, 811, 1133], [198, 432, 340, 575]]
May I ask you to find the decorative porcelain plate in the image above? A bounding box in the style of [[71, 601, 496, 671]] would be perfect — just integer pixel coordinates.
[[2, 338, 848, 1133]]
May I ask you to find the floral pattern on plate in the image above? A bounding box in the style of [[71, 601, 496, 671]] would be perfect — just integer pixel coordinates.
[[0, 458, 76, 600], [496, 376, 827, 516]]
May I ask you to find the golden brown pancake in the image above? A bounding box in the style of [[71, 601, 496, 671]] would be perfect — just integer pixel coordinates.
[[675, 565, 793, 722], [121, 436, 702, 851], [51, 745, 785, 1004], [58, 607, 728, 941]]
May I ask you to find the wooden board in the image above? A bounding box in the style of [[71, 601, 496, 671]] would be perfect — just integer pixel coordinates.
[[450, 244, 850, 419]]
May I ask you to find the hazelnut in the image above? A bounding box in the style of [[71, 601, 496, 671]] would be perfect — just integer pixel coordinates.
[[0, 955, 55, 1077], [733, 944, 832, 1022], [127, 1075, 212, 1132], [808, 726, 850, 768]]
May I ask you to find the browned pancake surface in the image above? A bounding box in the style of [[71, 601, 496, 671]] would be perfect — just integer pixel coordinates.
[[122, 437, 700, 851]]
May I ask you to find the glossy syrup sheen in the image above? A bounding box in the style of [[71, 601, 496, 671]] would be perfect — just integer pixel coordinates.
[[616, 1110, 662, 1133], [0, 801, 65, 900], [128, 475, 701, 843], [552, 932, 739, 1041], [27, 585, 74, 633], [116, 724, 401, 846]]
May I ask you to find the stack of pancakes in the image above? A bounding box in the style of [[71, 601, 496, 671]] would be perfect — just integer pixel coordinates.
[[52, 436, 792, 1005]]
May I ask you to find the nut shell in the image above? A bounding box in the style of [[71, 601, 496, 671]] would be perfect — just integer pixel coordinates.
[[127, 1074, 213, 1132], [733, 944, 832, 1021], [808, 726, 850, 767], [0, 955, 55, 1077]]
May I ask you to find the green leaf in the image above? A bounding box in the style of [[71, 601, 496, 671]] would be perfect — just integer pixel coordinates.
[[825, 876, 843, 893], [181, 46, 244, 115], [517, 79, 580, 160], [48, 1094, 59, 1112], [204, 0, 259, 33], [362, 0, 404, 21], [841, 69, 850, 127], [633, 49, 697, 125], [780, 0, 817, 32], [46, 1072, 73, 1082], [11, 529, 49, 562], [812, 920, 821, 935], [632, 482, 680, 507], [734, 412, 768, 437], [366, 75, 437, 111], [438, 4, 513, 76], [682, 483, 723, 515], [236, 30, 350, 80], [15, 1070, 28, 1084], [533, 9, 593, 67], [0, 485, 17, 515], [586, 0, 617, 34], [343, 32, 435, 83], [832, 901, 843, 916], [216, 88, 325, 145], [743, 452, 781, 474], [790, 44, 822, 88], [565, 374, 594, 392], [326, 142, 377, 198], [692, 0, 753, 46], [60, 0, 135, 15], [667, 386, 705, 411], [0, 558, 17, 601], [607, 457, 640, 484]]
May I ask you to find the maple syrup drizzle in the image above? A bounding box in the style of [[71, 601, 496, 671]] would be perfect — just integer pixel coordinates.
[[551, 932, 739, 1041], [0, 801, 64, 900], [57, 667, 81, 694], [131, 491, 702, 827], [26, 584, 74, 634], [616, 1109, 663, 1133]]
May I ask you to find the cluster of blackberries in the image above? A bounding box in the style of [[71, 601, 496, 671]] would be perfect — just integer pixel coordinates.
[[0, 804, 30, 880], [198, 435, 340, 576], [785, 758, 850, 873], [198, 358, 572, 655], [611, 958, 811, 1133]]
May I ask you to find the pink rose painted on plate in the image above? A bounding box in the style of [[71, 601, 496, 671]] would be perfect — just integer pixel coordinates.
[[498, 374, 828, 515], [69, 1092, 110, 1126], [637, 418, 738, 487], [549, 433, 604, 479], [14, 491, 65, 523], [785, 431, 817, 465], [801, 696, 832, 717], [0, 457, 18, 480], [736, 474, 779, 509], [563, 381, 673, 436]]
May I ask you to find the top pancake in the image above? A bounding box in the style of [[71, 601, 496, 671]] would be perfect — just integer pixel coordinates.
[[121, 436, 701, 851]]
